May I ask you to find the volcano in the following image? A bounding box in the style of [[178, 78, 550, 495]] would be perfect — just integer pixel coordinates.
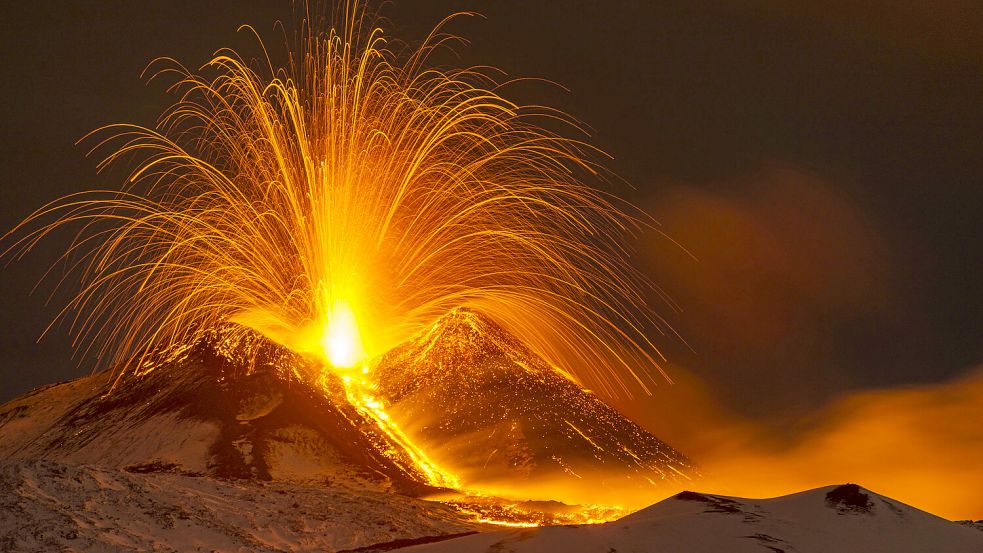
[[373, 308, 697, 502], [1, 313, 979, 551], [0, 309, 696, 499], [0, 309, 696, 548]]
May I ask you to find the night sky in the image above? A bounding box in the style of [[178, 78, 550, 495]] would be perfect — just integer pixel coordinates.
[[1, 2, 980, 436]]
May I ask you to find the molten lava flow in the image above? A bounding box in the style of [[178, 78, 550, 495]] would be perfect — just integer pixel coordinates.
[[313, 306, 458, 489], [335, 372, 460, 489], [313, 309, 629, 524]]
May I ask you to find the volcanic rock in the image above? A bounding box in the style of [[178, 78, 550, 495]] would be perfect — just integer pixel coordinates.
[[0, 325, 434, 495], [372, 308, 698, 500]]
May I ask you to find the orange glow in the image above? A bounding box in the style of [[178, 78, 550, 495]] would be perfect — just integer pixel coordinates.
[[1, 2, 682, 522], [323, 366, 460, 489], [3, 2, 667, 403], [430, 490, 630, 527], [623, 365, 983, 521], [320, 299, 365, 369]]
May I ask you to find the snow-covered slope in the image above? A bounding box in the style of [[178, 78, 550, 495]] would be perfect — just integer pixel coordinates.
[[0, 459, 474, 552], [0, 327, 486, 550], [405, 484, 983, 553]]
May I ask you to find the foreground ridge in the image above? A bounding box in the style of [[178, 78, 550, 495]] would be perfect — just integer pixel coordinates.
[[404, 484, 983, 553]]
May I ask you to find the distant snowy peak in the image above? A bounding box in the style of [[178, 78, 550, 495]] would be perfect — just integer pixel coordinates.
[[627, 484, 921, 525], [407, 484, 983, 553]]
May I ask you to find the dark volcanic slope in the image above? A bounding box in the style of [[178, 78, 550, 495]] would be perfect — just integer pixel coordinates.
[[373, 309, 698, 490], [0, 326, 434, 495]]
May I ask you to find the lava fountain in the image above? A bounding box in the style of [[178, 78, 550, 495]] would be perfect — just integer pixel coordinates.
[[2, 2, 677, 499]]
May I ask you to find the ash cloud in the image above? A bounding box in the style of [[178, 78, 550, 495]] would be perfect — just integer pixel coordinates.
[[620, 163, 983, 519], [636, 163, 924, 418], [670, 365, 983, 521]]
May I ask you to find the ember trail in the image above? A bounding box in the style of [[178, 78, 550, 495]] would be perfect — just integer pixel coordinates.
[[2, 1, 681, 523]]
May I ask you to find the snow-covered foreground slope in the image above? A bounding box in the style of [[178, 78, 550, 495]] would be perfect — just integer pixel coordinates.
[[0, 459, 476, 552], [407, 484, 983, 553], [0, 328, 488, 551]]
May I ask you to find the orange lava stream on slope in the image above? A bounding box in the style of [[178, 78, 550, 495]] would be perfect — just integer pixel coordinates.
[[314, 364, 629, 527], [327, 366, 461, 490], [312, 294, 459, 488], [314, 353, 624, 526], [440, 499, 630, 527], [313, 313, 626, 526]]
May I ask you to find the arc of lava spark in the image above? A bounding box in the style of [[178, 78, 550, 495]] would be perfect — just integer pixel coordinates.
[[2, 3, 672, 408]]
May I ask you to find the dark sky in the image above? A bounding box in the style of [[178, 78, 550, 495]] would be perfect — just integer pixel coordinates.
[[1, 1, 980, 429]]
